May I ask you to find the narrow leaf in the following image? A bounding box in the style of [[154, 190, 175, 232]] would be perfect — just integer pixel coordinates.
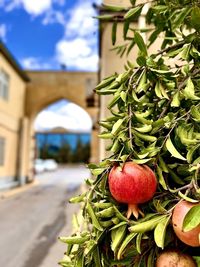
[[112, 21, 117, 45], [166, 136, 186, 161], [111, 118, 124, 135], [171, 91, 180, 107], [183, 78, 200, 100], [183, 205, 200, 232], [117, 232, 137, 260], [86, 202, 103, 231], [124, 5, 143, 20], [129, 215, 166, 233], [154, 216, 171, 249], [134, 31, 147, 56]]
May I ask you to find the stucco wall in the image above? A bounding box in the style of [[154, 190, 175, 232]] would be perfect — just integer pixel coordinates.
[[26, 71, 98, 119], [0, 53, 26, 187]]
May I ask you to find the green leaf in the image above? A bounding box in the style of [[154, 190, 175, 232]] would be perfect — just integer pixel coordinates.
[[124, 5, 143, 20], [136, 233, 143, 254], [178, 191, 199, 203], [134, 131, 157, 142], [111, 118, 124, 135], [123, 20, 130, 39], [193, 256, 200, 266], [98, 132, 113, 139], [166, 135, 186, 161], [132, 158, 152, 164], [159, 156, 169, 173], [191, 105, 200, 122], [156, 165, 167, 190], [136, 70, 147, 93], [120, 91, 127, 102], [111, 224, 127, 252], [96, 207, 115, 218], [134, 31, 147, 56], [155, 81, 162, 98], [69, 193, 86, 203], [152, 5, 168, 11], [154, 216, 171, 249], [112, 21, 117, 45], [76, 252, 84, 267], [59, 235, 89, 244], [129, 215, 166, 233], [108, 92, 121, 109], [95, 75, 116, 90], [150, 68, 171, 74], [86, 202, 103, 231], [168, 168, 184, 185], [172, 7, 192, 30], [91, 168, 105, 176], [102, 4, 125, 12], [183, 78, 200, 100], [183, 205, 200, 232], [171, 91, 180, 107], [191, 6, 200, 30], [94, 14, 115, 20], [117, 232, 137, 260], [187, 144, 200, 163], [135, 124, 152, 133]]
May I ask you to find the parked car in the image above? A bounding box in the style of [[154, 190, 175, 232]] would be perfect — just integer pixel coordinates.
[[43, 159, 58, 171], [34, 159, 45, 174]]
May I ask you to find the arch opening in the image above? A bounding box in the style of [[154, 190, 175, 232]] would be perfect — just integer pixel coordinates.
[[33, 99, 93, 171]]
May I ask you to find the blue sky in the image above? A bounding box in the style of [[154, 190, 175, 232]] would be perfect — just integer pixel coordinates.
[[0, 0, 101, 71]]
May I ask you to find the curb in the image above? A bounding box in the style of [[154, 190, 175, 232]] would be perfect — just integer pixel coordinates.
[[0, 179, 39, 199]]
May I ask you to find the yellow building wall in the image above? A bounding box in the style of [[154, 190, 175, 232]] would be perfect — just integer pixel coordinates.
[[0, 53, 26, 188]]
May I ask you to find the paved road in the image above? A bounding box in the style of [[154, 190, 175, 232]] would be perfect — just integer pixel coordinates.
[[0, 165, 90, 267]]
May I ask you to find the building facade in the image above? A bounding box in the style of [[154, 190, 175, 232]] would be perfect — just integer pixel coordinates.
[[0, 42, 29, 189], [0, 41, 99, 190]]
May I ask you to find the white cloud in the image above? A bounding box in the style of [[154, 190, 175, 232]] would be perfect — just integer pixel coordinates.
[[34, 102, 92, 132], [2, 0, 52, 15], [0, 24, 7, 41], [42, 10, 65, 25], [21, 0, 52, 15], [65, 1, 97, 38], [56, 38, 98, 71], [55, 0, 100, 71], [21, 57, 53, 70]]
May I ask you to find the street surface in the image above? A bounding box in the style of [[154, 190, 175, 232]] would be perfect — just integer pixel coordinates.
[[0, 165, 90, 267]]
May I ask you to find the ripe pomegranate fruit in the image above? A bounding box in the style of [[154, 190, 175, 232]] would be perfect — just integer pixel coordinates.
[[108, 162, 157, 219], [156, 249, 197, 267], [172, 201, 200, 247]]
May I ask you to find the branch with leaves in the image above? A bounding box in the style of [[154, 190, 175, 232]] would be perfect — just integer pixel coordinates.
[[59, 1, 200, 266]]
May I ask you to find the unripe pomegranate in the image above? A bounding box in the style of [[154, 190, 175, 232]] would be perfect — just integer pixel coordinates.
[[172, 201, 200, 247], [108, 162, 157, 219], [156, 249, 197, 267]]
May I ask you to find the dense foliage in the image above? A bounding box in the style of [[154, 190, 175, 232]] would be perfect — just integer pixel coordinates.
[[59, 1, 200, 266], [39, 137, 90, 163]]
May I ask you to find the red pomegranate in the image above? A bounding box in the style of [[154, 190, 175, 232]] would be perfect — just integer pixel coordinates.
[[172, 200, 200, 247], [108, 162, 157, 219], [156, 249, 197, 267]]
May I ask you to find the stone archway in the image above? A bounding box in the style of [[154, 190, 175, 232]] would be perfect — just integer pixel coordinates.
[[19, 71, 99, 183]]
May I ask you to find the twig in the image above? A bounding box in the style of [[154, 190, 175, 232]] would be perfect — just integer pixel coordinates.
[[156, 40, 185, 56], [128, 104, 133, 149]]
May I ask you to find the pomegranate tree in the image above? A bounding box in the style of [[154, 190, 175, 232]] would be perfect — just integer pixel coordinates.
[[108, 162, 157, 218], [59, 1, 200, 266]]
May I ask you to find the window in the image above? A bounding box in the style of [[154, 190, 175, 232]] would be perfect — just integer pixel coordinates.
[[0, 137, 5, 166], [0, 69, 10, 100]]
